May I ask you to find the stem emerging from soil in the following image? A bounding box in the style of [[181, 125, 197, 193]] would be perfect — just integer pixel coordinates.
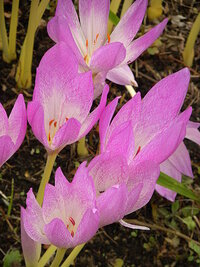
[[37, 152, 57, 206], [61, 243, 85, 267]]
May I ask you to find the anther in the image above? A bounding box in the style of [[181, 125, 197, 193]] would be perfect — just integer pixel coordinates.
[[71, 230, 74, 237], [107, 33, 111, 43], [86, 39, 88, 48], [48, 132, 51, 142], [69, 217, 75, 226], [84, 55, 87, 61], [136, 146, 141, 156], [49, 119, 54, 126], [66, 118, 68, 122], [54, 121, 57, 127]]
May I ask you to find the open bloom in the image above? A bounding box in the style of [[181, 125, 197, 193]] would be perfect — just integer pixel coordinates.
[[156, 121, 200, 201], [0, 94, 27, 167], [91, 68, 192, 221], [48, 0, 168, 98], [27, 42, 108, 154], [21, 162, 99, 248]]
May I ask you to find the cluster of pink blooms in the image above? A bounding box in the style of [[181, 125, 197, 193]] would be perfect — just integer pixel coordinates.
[[0, 0, 199, 263]]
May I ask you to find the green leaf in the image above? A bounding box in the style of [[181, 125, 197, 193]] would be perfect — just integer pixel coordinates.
[[171, 200, 179, 213], [157, 172, 200, 202], [181, 206, 199, 217], [109, 11, 120, 26], [182, 216, 196, 230], [3, 250, 22, 267], [189, 241, 200, 256]]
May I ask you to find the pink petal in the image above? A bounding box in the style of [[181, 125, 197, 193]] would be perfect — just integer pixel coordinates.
[[52, 118, 81, 152], [135, 68, 190, 148], [64, 71, 94, 123], [8, 94, 27, 150], [168, 142, 193, 178], [136, 108, 192, 164], [73, 208, 99, 245], [21, 208, 41, 266], [106, 64, 137, 86], [105, 121, 135, 163], [186, 121, 200, 145], [89, 42, 126, 73], [55, 0, 86, 54], [126, 19, 168, 63], [23, 189, 49, 244], [97, 183, 128, 227], [99, 97, 119, 153], [44, 218, 73, 248], [110, 0, 148, 47], [33, 43, 78, 103], [93, 71, 107, 99], [47, 16, 86, 66], [88, 152, 129, 193], [128, 160, 160, 212], [0, 136, 15, 167], [107, 93, 141, 146], [125, 183, 143, 215], [156, 160, 182, 202], [78, 85, 109, 138], [27, 101, 49, 151], [79, 0, 110, 48], [0, 103, 8, 136]]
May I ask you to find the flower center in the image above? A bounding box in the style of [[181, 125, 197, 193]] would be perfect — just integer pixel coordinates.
[[83, 33, 111, 66], [47, 117, 68, 144], [67, 216, 76, 237]]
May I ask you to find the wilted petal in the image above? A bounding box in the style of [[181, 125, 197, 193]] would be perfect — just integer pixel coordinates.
[[119, 220, 149, 230], [8, 94, 27, 150], [21, 208, 41, 267], [186, 121, 200, 145], [156, 160, 182, 202], [126, 19, 168, 63], [79, 0, 110, 48], [106, 64, 137, 86], [90, 42, 126, 73], [110, 0, 148, 47]]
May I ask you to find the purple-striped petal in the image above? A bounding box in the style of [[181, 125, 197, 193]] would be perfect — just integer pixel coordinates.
[[186, 121, 200, 145], [0, 136, 15, 167]]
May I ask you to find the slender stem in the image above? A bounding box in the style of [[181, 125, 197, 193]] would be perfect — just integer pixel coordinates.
[[125, 85, 136, 97], [7, 178, 14, 216], [38, 245, 57, 267], [108, 0, 121, 34], [37, 0, 50, 25], [121, 0, 132, 17], [0, 29, 2, 50], [37, 152, 57, 206], [61, 244, 85, 267], [50, 248, 66, 267], [8, 0, 19, 60], [0, 0, 10, 62], [77, 136, 88, 157]]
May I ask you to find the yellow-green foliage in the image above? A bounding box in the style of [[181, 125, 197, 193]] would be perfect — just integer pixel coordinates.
[[183, 13, 200, 67], [147, 0, 163, 21]]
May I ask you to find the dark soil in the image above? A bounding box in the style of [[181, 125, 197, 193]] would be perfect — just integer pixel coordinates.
[[0, 1, 200, 266]]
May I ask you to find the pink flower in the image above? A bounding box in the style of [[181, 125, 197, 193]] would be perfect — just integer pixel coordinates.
[[27, 42, 108, 154], [88, 68, 192, 226], [0, 94, 27, 167], [48, 0, 168, 98], [156, 121, 200, 201], [21, 162, 99, 248]]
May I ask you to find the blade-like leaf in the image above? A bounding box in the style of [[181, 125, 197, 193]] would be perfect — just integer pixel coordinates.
[[109, 10, 120, 26], [157, 172, 200, 203]]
